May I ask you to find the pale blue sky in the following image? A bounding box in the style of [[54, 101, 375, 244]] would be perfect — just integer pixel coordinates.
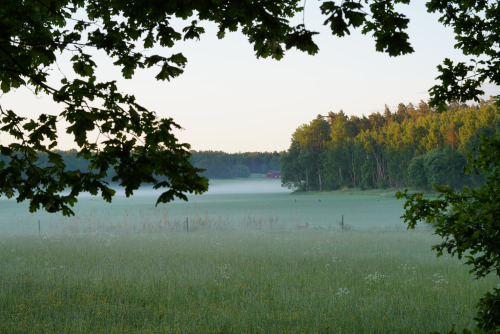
[[1, 2, 498, 153]]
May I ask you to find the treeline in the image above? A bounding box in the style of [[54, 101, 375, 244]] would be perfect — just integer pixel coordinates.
[[189, 151, 281, 178], [281, 100, 499, 191], [0, 150, 281, 181]]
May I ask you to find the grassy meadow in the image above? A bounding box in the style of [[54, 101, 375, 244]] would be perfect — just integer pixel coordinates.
[[1, 179, 498, 333]]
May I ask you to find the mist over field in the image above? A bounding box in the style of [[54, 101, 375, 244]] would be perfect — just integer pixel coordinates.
[[2, 179, 498, 333], [76, 178, 291, 198], [203, 179, 291, 195], [0, 178, 407, 235]]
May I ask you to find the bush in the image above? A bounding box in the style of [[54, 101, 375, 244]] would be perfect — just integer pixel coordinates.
[[408, 155, 428, 189], [232, 164, 251, 178], [424, 149, 447, 186]]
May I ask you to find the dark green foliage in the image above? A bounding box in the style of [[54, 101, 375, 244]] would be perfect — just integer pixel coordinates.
[[377, 176, 389, 189], [475, 288, 500, 333], [397, 135, 500, 332], [281, 141, 306, 191], [232, 164, 251, 178], [424, 149, 448, 186], [425, 2, 500, 111], [361, 161, 375, 190], [408, 155, 427, 189], [189, 151, 281, 179], [281, 104, 499, 192], [443, 147, 468, 190], [465, 127, 497, 156]]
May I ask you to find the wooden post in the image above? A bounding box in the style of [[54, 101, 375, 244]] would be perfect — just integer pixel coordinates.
[[341, 214, 344, 231], [38, 220, 41, 234], [186, 217, 189, 233]]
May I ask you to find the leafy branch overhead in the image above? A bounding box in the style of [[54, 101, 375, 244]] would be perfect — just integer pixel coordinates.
[[0, 0, 499, 215]]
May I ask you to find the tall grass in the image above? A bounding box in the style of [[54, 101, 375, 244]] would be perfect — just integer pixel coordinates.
[[1, 230, 498, 333], [1, 183, 495, 332]]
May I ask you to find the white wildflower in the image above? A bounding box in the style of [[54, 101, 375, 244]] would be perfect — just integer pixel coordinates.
[[335, 287, 350, 297]]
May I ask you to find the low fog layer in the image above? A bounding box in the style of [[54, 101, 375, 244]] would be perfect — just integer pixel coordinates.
[[0, 179, 410, 236], [203, 179, 290, 195], [77, 179, 290, 198]]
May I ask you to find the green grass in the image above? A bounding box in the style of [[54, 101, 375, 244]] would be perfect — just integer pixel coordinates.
[[0, 181, 498, 333], [1, 230, 498, 333]]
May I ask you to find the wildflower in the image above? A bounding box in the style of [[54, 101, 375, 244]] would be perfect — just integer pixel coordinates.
[[335, 287, 350, 297]]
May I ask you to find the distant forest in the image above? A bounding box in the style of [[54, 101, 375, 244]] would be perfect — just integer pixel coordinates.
[[0, 150, 282, 181], [281, 100, 500, 191], [2, 101, 497, 188], [189, 151, 281, 178]]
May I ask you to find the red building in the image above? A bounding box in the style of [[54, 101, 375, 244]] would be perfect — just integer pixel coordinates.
[[266, 170, 281, 179]]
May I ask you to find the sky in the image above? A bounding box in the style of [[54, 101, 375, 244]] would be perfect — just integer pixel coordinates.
[[1, 2, 499, 153]]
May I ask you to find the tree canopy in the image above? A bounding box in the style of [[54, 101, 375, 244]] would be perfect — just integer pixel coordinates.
[[281, 101, 499, 191], [1, 0, 499, 215]]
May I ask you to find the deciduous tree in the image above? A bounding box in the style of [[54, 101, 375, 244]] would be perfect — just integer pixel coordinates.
[[0, 0, 318, 214]]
